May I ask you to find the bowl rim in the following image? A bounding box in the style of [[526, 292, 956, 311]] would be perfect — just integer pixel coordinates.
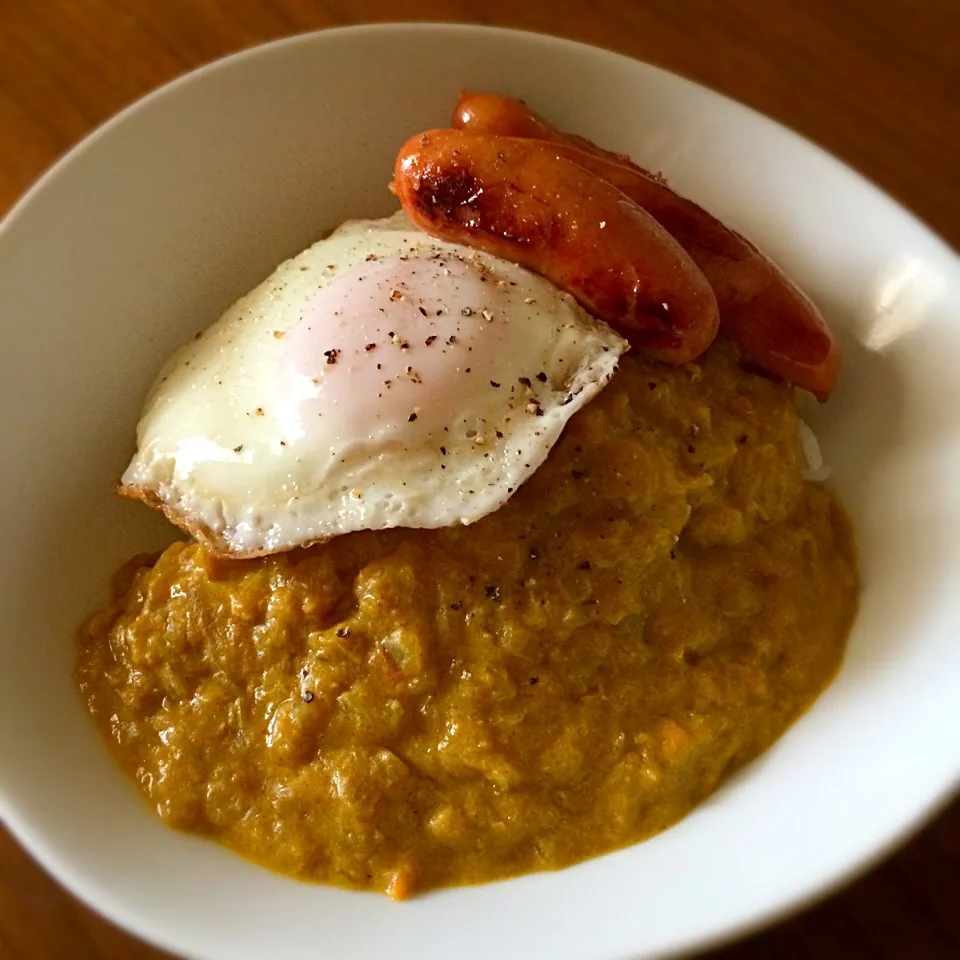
[[2, 20, 959, 960]]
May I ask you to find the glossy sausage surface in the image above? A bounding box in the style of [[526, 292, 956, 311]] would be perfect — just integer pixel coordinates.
[[392, 129, 720, 364], [453, 91, 840, 399]]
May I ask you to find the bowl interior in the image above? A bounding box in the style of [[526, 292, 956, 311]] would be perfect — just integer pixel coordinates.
[[1, 23, 959, 960]]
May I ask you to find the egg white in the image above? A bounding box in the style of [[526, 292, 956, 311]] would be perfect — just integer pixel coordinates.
[[121, 212, 627, 557]]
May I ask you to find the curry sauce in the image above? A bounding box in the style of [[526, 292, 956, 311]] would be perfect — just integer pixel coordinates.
[[77, 341, 858, 897]]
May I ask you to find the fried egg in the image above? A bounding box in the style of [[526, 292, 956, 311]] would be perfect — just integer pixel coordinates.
[[121, 211, 627, 557]]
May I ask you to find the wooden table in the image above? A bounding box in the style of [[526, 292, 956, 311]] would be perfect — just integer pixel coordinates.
[[1, 2, 957, 958]]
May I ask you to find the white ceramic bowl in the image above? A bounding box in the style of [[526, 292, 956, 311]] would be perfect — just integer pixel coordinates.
[[1, 23, 959, 960]]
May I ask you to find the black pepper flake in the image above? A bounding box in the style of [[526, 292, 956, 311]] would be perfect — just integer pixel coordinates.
[[686, 444, 696, 454], [465, 367, 471, 373], [425, 335, 437, 345], [446, 335, 457, 345], [418, 305, 428, 316], [233, 445, 243, 454], [571, 469, 586, 480], [336, 627, 349, 638], [648, 381, 658, 390], [485, 585, 501, 601], [302, 691, 315, 703], [518, 376, 532, 387], [365, 343, 377, 352], [490, 380, 500, 388], [280, 440, 287, 446], [408, 412, 418, 422], [738, 434, 749, 445], [536, 371, 548, 383], [450, 600, 464, 611], [440, 446, 447, 455], [324, 349, 339, 365], [529, 676, 539, 685], [255, 407, 264, 416], [578, 560, 592, 571], [495, 430, 504, 439], [461, 307, 473, 316]]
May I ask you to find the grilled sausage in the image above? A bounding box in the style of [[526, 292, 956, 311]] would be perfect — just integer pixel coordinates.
[[453, 91, 840, 399], [392, 129, 720, 364]]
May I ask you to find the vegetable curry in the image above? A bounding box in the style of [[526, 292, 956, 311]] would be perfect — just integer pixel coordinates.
[[77, 341, 858, 898]]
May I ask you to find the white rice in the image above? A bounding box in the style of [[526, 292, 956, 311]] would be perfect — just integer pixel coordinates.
[[799, 419, 831, 482]]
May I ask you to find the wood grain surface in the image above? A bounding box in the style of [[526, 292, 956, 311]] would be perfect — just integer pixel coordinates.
[[1, 1, 958, 958]]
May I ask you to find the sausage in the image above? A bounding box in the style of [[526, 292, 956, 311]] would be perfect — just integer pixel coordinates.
[[547, 141, 840, 400], [452, 89, 645, 172], [453, 91, 840, 400], [392, 129, 720, 364]]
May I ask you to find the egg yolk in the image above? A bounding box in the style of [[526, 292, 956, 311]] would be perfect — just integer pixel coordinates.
[[278, 254, 535, 448]]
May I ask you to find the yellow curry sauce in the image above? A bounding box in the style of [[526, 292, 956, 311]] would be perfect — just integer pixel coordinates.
[[77, 341, 858, 898]]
